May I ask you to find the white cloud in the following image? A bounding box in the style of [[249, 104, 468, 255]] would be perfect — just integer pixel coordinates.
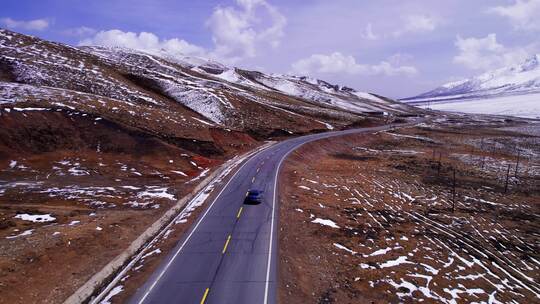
[[489, 0, 540, 31], [453, 33, 531, 70], [361, 23, 378, 40], [394, 15, 438, 36], [387, 53, 414, 66], [206, 0, 286, 63], [62, 26, 96, 37], [79, 0, 286, 65], [370, 61, 418, 76], [291, 52, 417, 77], [79, 30, 207, 57], [0, 17, 49, 31]]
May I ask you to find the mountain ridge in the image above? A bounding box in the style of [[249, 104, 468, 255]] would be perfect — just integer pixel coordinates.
[[0, 28, 422, 161], [403, 54, 540, 102]]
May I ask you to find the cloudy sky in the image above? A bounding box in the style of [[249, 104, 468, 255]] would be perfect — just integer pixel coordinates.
[[2, 0, 540, 98]]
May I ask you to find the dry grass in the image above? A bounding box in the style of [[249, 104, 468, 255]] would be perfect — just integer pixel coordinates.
[[279, 120, 540, 303]]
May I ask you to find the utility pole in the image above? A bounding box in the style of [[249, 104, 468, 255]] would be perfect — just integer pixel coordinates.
[[514, 150, 521, 177], [451, 168, 457, 213], [481, 154, 486, 170], [504, 164, 511, 194], [437, 152, 442, 175], [479, 137, 484, 169]]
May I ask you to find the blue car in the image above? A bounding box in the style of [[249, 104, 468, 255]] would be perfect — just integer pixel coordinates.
[[245, 189, 264, 204]]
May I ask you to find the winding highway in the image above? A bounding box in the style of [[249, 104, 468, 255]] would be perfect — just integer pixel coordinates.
[[129, 123, 413, 304]]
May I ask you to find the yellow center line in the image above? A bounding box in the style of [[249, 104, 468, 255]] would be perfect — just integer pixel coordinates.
[[222, 235, 232, 254], [237, 207, 243, 219], [200, 288, 210, 304]]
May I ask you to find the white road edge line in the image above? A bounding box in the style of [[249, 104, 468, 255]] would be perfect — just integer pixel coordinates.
[[136, 146, 269, 304], [262, 125, 395, 304], [264, 141, 307, 304]]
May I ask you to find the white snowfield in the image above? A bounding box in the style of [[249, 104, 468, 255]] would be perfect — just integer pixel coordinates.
[[415, 93, 540, 119]]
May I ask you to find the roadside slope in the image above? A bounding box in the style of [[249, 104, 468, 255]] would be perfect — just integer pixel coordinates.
[[278, 117, 540, 303]]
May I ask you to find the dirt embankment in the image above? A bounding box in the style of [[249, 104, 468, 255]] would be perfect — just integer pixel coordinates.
[[0, 108, 259, 303], [278, 120, 540, 303]]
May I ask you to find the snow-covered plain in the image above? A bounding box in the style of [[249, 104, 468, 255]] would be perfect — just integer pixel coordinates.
[[416, 93, 540, 119]]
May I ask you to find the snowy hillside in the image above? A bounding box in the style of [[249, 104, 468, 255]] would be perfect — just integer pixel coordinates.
[[405, 54, 540, 101], [0, 29, 420, 140], [214, 69, 412, 114]]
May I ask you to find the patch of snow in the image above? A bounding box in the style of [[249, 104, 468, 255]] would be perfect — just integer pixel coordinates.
[[100, 285, 124, 304], [215, 69, 241, 83], [379, 256, 413, 268], [189, 168, 210, 183], [121, 186, 141, 190], [68, 166, 90, 176], [6, 229, 34, 239], [142, 248, 162, 259], [333, 243, 356, 255], [363, 247, 394, 257], [14, 213, 56, 223], [171, 170, 188, 176], [137, 187, 175, 201], [360, 263, 375, 269], [311, 218, 340, 229], [353, 92, 388, 104]]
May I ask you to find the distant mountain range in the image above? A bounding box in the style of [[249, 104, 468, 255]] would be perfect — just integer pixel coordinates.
[[403, 54, 540, 102]]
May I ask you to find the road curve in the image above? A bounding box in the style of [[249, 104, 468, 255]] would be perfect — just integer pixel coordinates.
[[129, 123, 414, 304]]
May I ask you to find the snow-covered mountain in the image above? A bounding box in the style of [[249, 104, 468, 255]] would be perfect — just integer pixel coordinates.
[[404, 54, 540, 102], [0, 28, 422, 161], [399, 54, 540, 119]]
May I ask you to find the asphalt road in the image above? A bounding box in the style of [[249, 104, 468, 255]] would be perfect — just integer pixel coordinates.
[[129, 123, 412, 304]]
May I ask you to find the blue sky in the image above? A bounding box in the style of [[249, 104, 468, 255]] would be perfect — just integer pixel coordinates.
[[2, 0, 540, 98]]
